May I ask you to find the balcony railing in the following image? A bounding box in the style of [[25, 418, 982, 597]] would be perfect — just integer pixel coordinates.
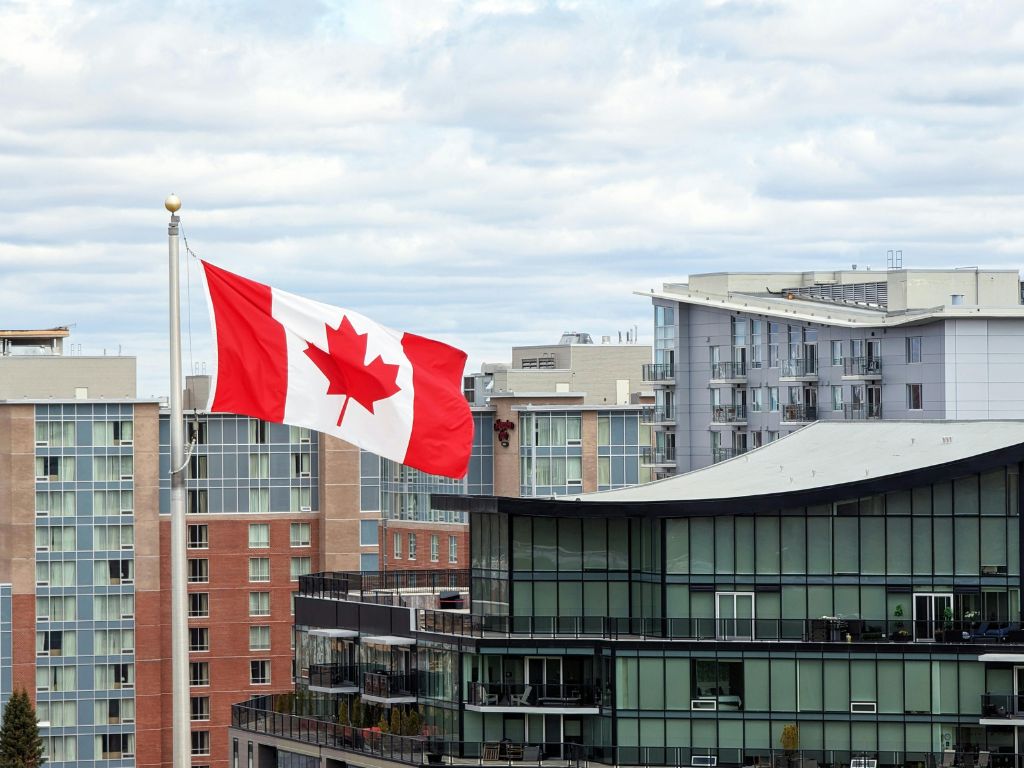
[[711, 405, 747, 423], [363, 671, 416, 700], [711, 447, 746, 463], [417, 612, 1020, 643], [469, 681, 599, 708], [843, 356, 883, 376], [640, 446, 676, 466], [309, 663, 358, 690], [642, 363, 674, 382], [982, 693, 1024, 719], [298, 569, 469, 604], [640, 407, 674, 425], [781, 404, 817, 423], [780, 359, 817, 378], [843, 403, 883, 420], [710, 361, 746, 381]]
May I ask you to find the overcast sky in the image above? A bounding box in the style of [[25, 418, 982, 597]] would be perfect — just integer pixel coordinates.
[[2, 0, 1023, 395]]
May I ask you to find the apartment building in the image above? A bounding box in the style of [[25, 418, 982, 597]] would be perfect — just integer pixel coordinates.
[[644, 268, 1024, 473], [234, 419, 1024, 767]]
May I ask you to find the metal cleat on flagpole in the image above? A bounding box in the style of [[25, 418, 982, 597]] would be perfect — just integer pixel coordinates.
[[165, 194, 190, 768]]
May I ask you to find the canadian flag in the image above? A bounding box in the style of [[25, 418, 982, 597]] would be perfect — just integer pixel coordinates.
[[201, 260, 474, 479]]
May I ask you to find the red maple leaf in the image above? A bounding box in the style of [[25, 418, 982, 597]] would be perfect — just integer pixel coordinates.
[[304, 316, 401, 426]]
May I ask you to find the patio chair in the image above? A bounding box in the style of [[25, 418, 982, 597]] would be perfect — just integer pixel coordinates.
[[940, 750, 956, 768], [476, 682, 498, 706], [978, 751, 991, 768], [509, 684, 533, 706], [986, 622, 1021, 640], [971, 623, 992, 640]]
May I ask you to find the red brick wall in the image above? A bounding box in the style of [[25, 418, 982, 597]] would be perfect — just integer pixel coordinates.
[[378, 523, 468, 572]]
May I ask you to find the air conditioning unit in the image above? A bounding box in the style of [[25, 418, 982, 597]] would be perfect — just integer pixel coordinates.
[[35, 440, 48, 447], [568, 479, 583, 486], [691, 699, 717, 711], [120, 474, 133, 481], [123, 716, 135, 724], [299, 471, 311, 478], [36, 580, 48, 587], [35, 475, 48, 481], [36, 545, 49, 553], [121, 613, 134, 620], [121, 543, 133, 551], [692, 757, 718, 767], [37, 683, 49, 692], [36, 509, 48, 517], [850, 701, 877, 714], [851, 760, 877, 768], [300, 506, 311, 512], [122, 578, 134, 586], [122, 753, 135, 759], [119, 440, 133, 447], [122, 647, 134, 655], [120, 508, 133, 515], [299, 436, 311, 444]]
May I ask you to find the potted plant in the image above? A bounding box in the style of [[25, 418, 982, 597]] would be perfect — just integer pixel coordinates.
[[892, 604, 911, 642], [780, 724, 799, 768]]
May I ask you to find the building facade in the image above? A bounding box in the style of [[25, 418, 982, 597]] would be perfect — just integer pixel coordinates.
[[645, 268, 1024, 473], [232, 420, 1024, 767]]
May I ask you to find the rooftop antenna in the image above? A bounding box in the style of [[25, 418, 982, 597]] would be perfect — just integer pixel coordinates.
[[886, 250, 903, 270]]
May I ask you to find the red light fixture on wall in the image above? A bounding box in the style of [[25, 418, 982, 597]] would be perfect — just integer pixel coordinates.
[[493, 419, 515, 447]]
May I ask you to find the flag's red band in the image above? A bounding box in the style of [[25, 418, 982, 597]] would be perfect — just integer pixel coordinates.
[[202, 261, 288, 423]]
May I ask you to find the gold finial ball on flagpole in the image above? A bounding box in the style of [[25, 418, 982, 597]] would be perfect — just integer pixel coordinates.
[[164, 194, 182, 213]]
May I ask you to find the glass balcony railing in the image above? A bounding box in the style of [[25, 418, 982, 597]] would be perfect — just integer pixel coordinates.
[[711, 405, 747, 423], [640, 407, 675, 425], [780, 359, 818, 378], [843, 356, 883, 376], [642, 363, 675, 382], [640, 445, 676, 465], [468, 681, 600, 708], [781, 404, 817, 423], [363, 671, 416, 700], [710, 361, 746, 380], [843, 403, 883, 420], [711, 447, 747, 463], [982, 693, 1024, 719], [308, 663, 358, 690]]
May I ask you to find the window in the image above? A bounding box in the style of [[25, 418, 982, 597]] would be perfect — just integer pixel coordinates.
[[42, 736, 77, 762], [93, 420, 133, 446], [191, 696, 210, 722], [750, 388, 763, 412], [906, 336, 923, 363], [769, 387, 779, 412], [34, 456, 74, 481], [36, 595, 76, 621], [430, 534, 440, 562], [449, 535, 458, 563], [188, 593, 209, 619], [94, 628, 134, 655], [408, 533, 417, 560], [36, 665, 76, 692], [290, 487, 312, 511], [38, 700, 76, 727], [188, 558, 209, 584], [249, 592, 270, 617], [190, 661, 210, 686], [249, 557, 270, 583], [92, 558, 133, 587], [37, 560, 76, 587], [691, 659, 745, 710], [831, 340, 843, 366], [95, 698, 134, 725], [520, 413, 583, 447], [290, 556, 311, 581], [93, 455, 133, 481], [97, 733, 135, 759], [289, 425, 311, 443], [189, 421, 208, 444], [249, 488, 270, 513], [37, 630, 76, 657], [907, 384, 923, 410], [188, 489, 209, 514], [248, 523, 269, 549], [191, 730, 211, 756], [249, 625, 271, 651], [291, 452, 311, 477], [94, 489, 133, 515], [248, 419, 268, 444], [360, 520, 379, 546], [96, 662, 134, 690], [93, 524, 134, 551], [188, 524, 209, 549], [249, 453, 269, 479], [393, 532, 402, 560], [831, 386, 843, 411], [250, 660, 270, 685], [35, 491, 75, 517], [767, 431, 779, 443], [35, 421, 75, 447], [93, 594, 133, 620], [189, 627, 210, 652], [189, 454, 208, 479], [290, 522, 311, 547], [35, 525, 76, 552]]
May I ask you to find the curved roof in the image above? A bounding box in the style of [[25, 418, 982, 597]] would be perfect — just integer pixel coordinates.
[[571, 420, 1024, 503]]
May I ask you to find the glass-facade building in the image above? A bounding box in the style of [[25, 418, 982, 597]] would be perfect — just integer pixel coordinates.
[[232, 420, 1024, 768]]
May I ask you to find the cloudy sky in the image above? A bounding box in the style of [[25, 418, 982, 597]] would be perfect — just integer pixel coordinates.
[[2, 0, 1023, 395]]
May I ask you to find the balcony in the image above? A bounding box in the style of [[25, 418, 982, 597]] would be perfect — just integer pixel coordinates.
[[843, 403, 882, 420], [640, 406, 675, 426], [981, 693, 1024, 723], [711, 404, 747, 425], [640, 445, 676, 467], [308, 663, 358, 693], [780, 404, 817, 424], [842, 356, 882, 379], [779, 359, 818, 380], [709, 361, 746, 384], [362, 671, 416, 704], [467, 682, 601, 713], [711, 447, 747, 464], [642, 363, 674, 383]]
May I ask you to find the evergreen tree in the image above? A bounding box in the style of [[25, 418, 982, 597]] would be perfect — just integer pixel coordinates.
[[389, 707, 401, 735], [0, 688, 45, 768]]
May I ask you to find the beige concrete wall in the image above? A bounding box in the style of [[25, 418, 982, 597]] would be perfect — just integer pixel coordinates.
[[0, 404, 35, 590], [568, 345, 650, 403], [0, 356, 136, 399], [892, 270, 1020, 310], [318, 434, 362, 572]]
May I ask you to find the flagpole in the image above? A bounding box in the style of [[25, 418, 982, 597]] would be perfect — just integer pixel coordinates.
[[165, 194, 190, 768]]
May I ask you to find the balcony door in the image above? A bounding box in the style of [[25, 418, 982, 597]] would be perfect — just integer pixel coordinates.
[[527, 657, 562, 703], [526, 713, 562, 758], [716, 592, 754, 640], [913, 593, 952, 641]]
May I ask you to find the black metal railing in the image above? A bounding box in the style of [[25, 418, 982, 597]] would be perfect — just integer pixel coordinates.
[[711, 447, 747, 463], [642, 363, 674, 382], [843, 403, 883, 420], [640, 407, 674, 425], [416, 613, 1020, 643], [781, 404, 817, 422], [298, 570, 470, 603], [363, 671, 416, 699], [640, 445, 676, 465], [711, 404, 747, 423], [468, 681, 599, 708], [309, 663, 358, 689], [780, 359, 817, 377], [710, 361, 746, 380], [844, 356, 883, 376]]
